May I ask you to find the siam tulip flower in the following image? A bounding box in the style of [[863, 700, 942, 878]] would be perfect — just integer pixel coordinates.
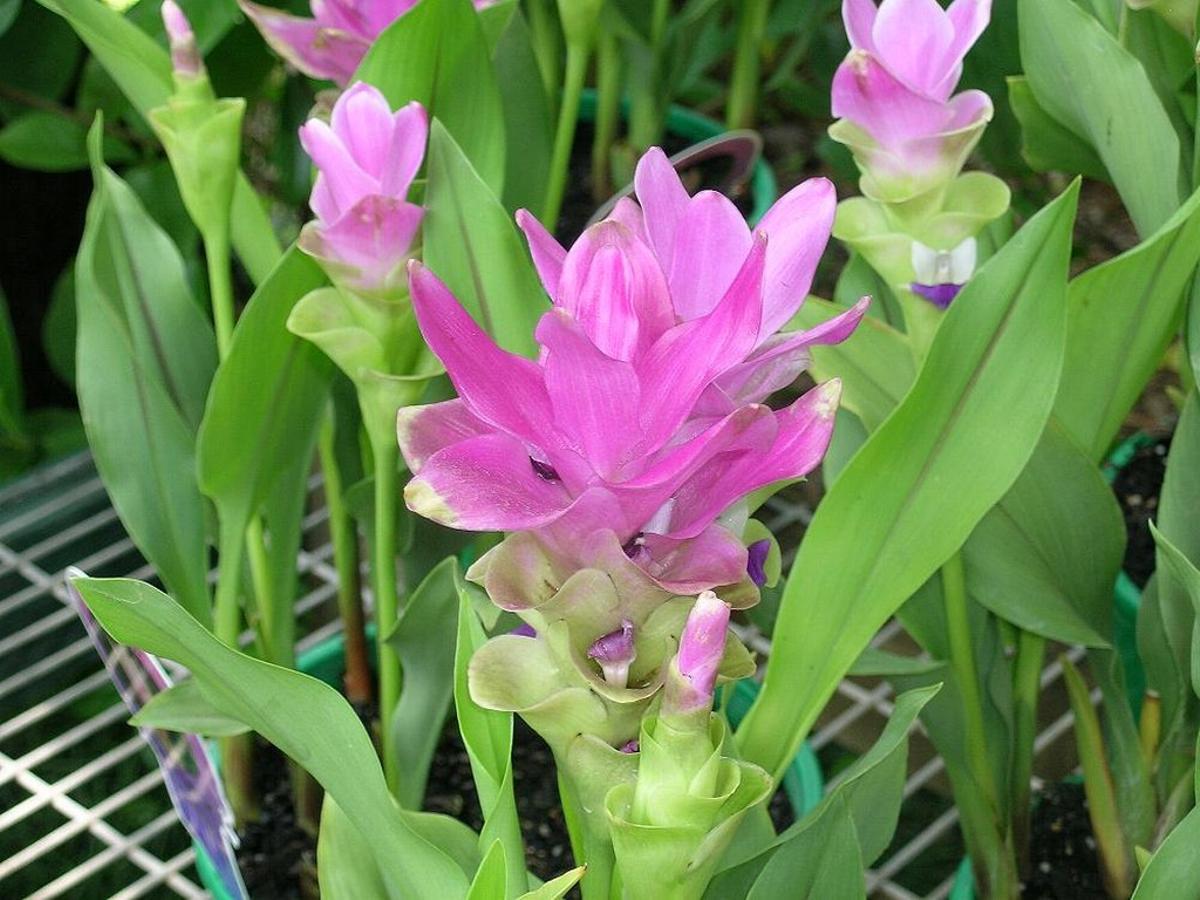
[[297, 82, 427, 295], [663, 591, 729, 718], [162, 0, 202, 79], [240, 0, 498, 85], [830, 0, 993, 204], [910, 236, 977, 309]]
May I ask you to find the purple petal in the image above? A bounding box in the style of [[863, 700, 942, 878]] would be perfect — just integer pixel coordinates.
[[831, 51, 953, 146], [396, 398, 494, 473], [240, 2, 367, 84], [633, 147, 691, 274], [746, 539, 771, 588], [516, 208, 568, 299], [637, 526, 750, 594], [619, 739, 640, 753], [871, 0, 956, 97], [667, 190, 754, 321], [299, 195, 422, 292], [404, 432, 573, 531], [511, 622, 538, 638], [536, 309, 644, 478], [842, 0, 879, 52], [755, 178, 837, 338], [300, 118, 380, 222], [911, 282, 962, 309], [555, 221, 674, 362], [408, 263, 557, 447], [587, 619, 637, 686]]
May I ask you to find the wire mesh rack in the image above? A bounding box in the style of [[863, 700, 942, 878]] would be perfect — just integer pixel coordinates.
[[0, 451, 1094, 899]]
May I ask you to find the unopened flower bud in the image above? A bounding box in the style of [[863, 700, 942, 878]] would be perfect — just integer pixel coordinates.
[[162, 1, 203, 80]]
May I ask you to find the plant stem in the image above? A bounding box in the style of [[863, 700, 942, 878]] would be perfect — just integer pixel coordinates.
[[213, 527, 257, 824], [627, 0, 670, 152], [371, 436, 402, 792], [203, 230, 236, 359], [941, 553, 1001, 816], [590, 27, 621, 203], [726, 0, 770, 129], [1010, 628, 1044, 876], [542, 42, 591, 231], [527, 0, 562, 115]]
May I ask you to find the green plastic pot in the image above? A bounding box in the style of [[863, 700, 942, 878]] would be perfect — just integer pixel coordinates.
[[195, 635, 823, 898], [576, 89, 779, 226], [950, 432, 1153, 899]]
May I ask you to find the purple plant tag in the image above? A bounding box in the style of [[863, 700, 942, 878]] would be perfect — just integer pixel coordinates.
[[66, 572, 246, 900]]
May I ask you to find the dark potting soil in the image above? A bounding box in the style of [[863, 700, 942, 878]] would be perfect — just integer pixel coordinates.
[[425, 716, 577, 885], [556, 120, 757, 246], [1022, 782, 1105, 899], [1112, 437, 1170, 588], [236, 741, 318, 899]]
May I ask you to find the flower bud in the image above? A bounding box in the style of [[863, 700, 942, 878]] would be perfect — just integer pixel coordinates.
[[587, 619, 637, 688], [662, 591, 729, 720], [162, 1, 203, 80]]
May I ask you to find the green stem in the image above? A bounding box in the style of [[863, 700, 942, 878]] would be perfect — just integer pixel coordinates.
[[627, 0, 670, 152], [726, 0, 770, 129], [371, 436, 402, 793], [527, 0, 562, 115], [203, 229, 236, 359], [319, 417, 372, 706], [542, 42, 591, 230], [1010, 628, 1045, 877], [941, 553, 1000, 815], [590, 27, 621, 203], [214, 526, 257, 824]]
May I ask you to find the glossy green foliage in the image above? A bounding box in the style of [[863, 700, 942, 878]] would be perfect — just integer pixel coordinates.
[[1018, 0, 1182, 236], [385, 557, 461, 810], [0, 110, 134, 171], [72, 576, 475, 900], [76, 124, 215, 625], [355, 0, 506, 193], [737, 184, 1078, 782], [423, 121, 546, 358], [454, 580, 528, 897], [963, 423, 1123, 646], [1131, 806, 1200, 899], [35, 0, 281, 284], [1006, 76, 1109, 184], [1056, 187, 1200, 462]]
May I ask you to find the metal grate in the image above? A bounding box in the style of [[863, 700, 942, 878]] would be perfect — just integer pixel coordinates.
[[0, 453, 1094, 898]]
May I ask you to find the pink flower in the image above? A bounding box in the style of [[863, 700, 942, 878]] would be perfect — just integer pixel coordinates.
[[241, 0, 496, 85], [297, 82, 426, 294], [666, 591, 730, 715], [162, 1, 202, 79], [397, 148, 863, 572], [831, 0, 993, 201]]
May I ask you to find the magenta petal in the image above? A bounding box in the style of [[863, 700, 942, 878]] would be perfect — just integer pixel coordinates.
[[536, 310, 644, 479], [555, 221, 674, 361], [300, 196, 422, 292], [609, 197, 649, 243], [330, 83, 399, 179], [397, 399, 493, 473], [638, 526, 750, 594], [832, 51, 952, 146], [940, 0, 992, 96], [379, 101, 429, 197], [300, 119, 379, 222], [637, 236, 767, 448], [668, 380, 842, 538], [842, 0, 879, 52], [673, 591, 730, 710], [405, 432, 573, 531], [667, 190, 754, 321], [240, 2, 366, 84], [516, 209, 568, 300], [633, 147, 690, 274], [756, 178, 837, 337], [408, 263, 557, 446], [871, 0, 956, 96]]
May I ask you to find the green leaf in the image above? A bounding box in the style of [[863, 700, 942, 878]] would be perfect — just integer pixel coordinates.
[[491, 6, 553, 213], [1150, 521, 1200, 699], [355, 0, 505, 193], [962, 422, 1121, 646], [455, 578, 529, 897], [1006, 76, 1110, 183], [129, 679, 249, 737], [788, 296, 913, 432], [0, 3, 79, 100], [0, 0, 22, 39], [746, 796, 865, 900], [42, 265, 76, 389], [423, 120, 546, 358], [1131, 807, 1200, 899], [518, 867, 586, 899], [71, 576, 472, 900], [196, 247, 331, 545], [465, 840, 507, 899], [385, 556, 461, 810], [1018, 0, 1182, 236], [318, 796, 389, 900], [1055, 186, 1200, 461], [849, 647, 945, 678], [737, 183, 1078, 781], [0, 111, 134, 172], [0, 282, 24, 438], [76, 122, 216, 625], [35, 0, 282, 285]]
